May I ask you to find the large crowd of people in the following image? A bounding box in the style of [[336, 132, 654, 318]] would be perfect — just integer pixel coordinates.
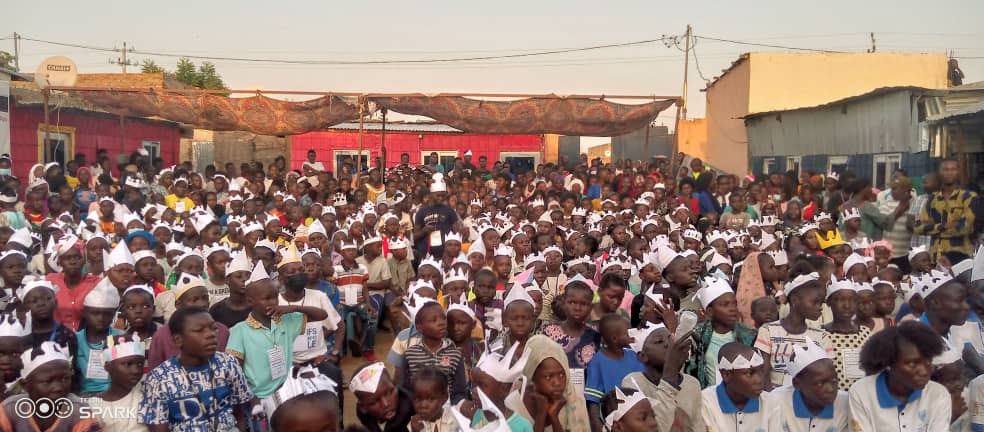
[[0, 148, 981, 432]]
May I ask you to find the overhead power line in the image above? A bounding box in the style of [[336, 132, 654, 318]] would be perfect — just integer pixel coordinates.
[[19, 34, 680, 65], [694, 35, 847, 53]]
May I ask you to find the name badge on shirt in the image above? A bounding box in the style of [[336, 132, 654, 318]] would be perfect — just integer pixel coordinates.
[[175, 201, 186, 213], [429, 230, 442, 247], [86, 350, 108, 380], [841, 348, 865, 379], [571, 368, 585, 395], [268, 346, 287, 380]]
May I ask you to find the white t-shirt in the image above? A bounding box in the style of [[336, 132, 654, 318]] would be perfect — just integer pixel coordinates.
[[848, 372, 950, 432], [755, 322, 834, 387], [764, 386, 850, 432], [278, 289, 342, 363], [701, 383, 770, 432]]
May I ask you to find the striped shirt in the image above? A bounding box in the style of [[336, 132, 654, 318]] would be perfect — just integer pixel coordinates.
[[754, 321, 834, 387], [402, 338, 467, 402], [333, 262, 368, 306], [876, 195, 912, 258]]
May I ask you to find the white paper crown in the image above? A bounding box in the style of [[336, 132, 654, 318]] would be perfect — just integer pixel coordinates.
[[122, 213, 144, 229], [767, 250, 788, 267], [443, 231, 463, 244], [918, 269, 954, 299], [814, 211, 832, 222], [470, 198, 483, 208], [798, 222, 819, 236], [972, 245, 984, 283], [0, 312, 30, 338], [952, 258, 974, 277], [278, 242, 302, 268], [705, 252, 732, 272], [698, 276, 734, 309], [854, 281, 874, 293], [603, 386, 651, 429], [103, 241, 135, 269], [523, 253, 546, 268], [349, 362, 387, 394], [572, 207, 587, 217], [408, 279, 437, 297], [203, 243, 231, 260], [405, 294, 439, 324], [122, 284, 154, 299], [828, 172, 840, 181], [447, 292, 476, 321], [165, 240, 186, 254], [475, 341, 529, 385], [254, 239, 278, 253], [718, 350, 765, 371], [784, 272, 820, 296], [529, 198, 545, 209], [628, 321, 666, 353], [430, 173, 447, 193], [273, 365, 338, 406], [841, 207, 861, 221], [826, 278, 856, 299], [787, 338, 830, 378], [841, 253, 865, 274], [706, 230, 728, 245], [191, 213, 216, 234], [908, 245, 929, 262], [240, 221, 264, 237], [389, 236, 409, 250], [245, 261, 271, 286], [21, 341, 70, 379], [933, 346, 964, 366], [418, 255, 442, 272], [445, 267, 469, 284], [102, 334, 146, 363], [682, 229, 703, 242], [332, 193, 348, 207], [542, 245, 563, 256]]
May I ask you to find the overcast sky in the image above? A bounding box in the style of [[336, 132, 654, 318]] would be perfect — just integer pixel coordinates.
[[7, 0, 983, 134]]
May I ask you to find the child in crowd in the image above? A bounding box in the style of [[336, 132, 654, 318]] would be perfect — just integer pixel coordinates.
[[19, 279, 79, 362], [462, 341, 533, 432], [356, 236, 391, 363], [76, 282, 124, 394], [508, 335, 592, 432], [410, 366, 458, 432], [854, 282, 880, 331], [755, 272, 833, 388], [270, 366, 341, 432], [226, 261, 329, 416], [539, 279, 601, 382], [146, 273, 228, 369], [624, 321, 704, 431], [209, 251, 253, 328], [0, 342, 98, 431], [599, 387, 658, 432], [765, 341, 850, 431], [352, 362, 415, 432], [589, 273, 629, 326], [0, 313, 28, 397], [386, 238, 415, 323], [849, 321, 950, 431], [470, 269, 504, 338], [334, 240, 371, 358], [585, 314, 645, 432], [823, 279, 872, 391], [400, 297, 467, 403], [700, 342, 769, 430], [203, 244, 231, 305], [88, 335, 147, 432], [687, 277, 757, 389], [447, 296, 483, 381], [497, 283, 537, 361]]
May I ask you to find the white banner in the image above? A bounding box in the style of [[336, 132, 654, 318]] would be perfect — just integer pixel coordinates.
[[0, 78, 9, 156]]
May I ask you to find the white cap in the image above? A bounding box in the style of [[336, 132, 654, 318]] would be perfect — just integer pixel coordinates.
[[826, 278, 856, 299], [84, 280, 120, 309], [784, 272, 821, 297], [21, 341, 70, 379], [349, 362, 387, 394], [103, 242, 135, 269], [628, 321, 666, 353], [430, 173, 447, 193], [503, 284, 536, 309], [245, 261, 271, 286], [842, 253, 867, 274]]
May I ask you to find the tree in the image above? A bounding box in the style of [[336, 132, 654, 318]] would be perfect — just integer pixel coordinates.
[[0, 51, 16, 71], [140, 59, 165, 74], [197, 62, 225, 90], [174, 58, 200, 87]]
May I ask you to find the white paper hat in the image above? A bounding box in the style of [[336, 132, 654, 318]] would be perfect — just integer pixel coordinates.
[[476, 341, 529, 384], [240, 221, 264, 236], [447, 292, 476, 321], [9, 228, 32, 249], [349, 362, 387, 394], [389, 236, 409, 250], [307, 220, 327, 238], [767, 250, 788, 267], [191, 213, 216, 234], [784, 272, 821, 297], [278, 242, 302, 269], [84, 280, 121, 309], [698, 277, 734, 309], [787, 339, 830, 378], [21, 341, 70, 379], [503, 284, 536, 309], [798, 222, 820, 236], [103, 241, 135, 269], [245, 261, 271, 286], [933, 346, 964, 366], [450, 387, 510, 432], [718, 350, 764, 371], [826, 278, 856, 299], [603, 385, 651, 430], [523, 253, 546, 268], [704, 252, 732, 272], [682, 229, 703, 242], [405, 294, 440, 323], [814, 211, 832, 222], [122, 284, 154, 299], [951, 258, 974, 278], [418, 255, 442, 272], [628, 321, 666, 353], [842, 253, 867, 274], [272, 365, 339, 406], [972, 245, 984, 283], [132, 250, 156, 264], [254, 239, 278, 253], [102, 334, 146, 363], [445, 267, 469, 284], [226, 251, 252, 275], [0, 312, 31, 338], [16, 278, 58, 301], [908, 245, 930, 262], [841, 207, 861, 222], [656, 245, 682, 273], [165, 240, 186, 254], [408, 279, 437, 297], [918, 269, 954, 300]]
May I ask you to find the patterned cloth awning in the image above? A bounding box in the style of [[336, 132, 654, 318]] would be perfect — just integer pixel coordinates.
[[76, 90, 676, 137]]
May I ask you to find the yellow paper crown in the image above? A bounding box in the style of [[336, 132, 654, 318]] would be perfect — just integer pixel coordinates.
[[816, 229, 847, 250]]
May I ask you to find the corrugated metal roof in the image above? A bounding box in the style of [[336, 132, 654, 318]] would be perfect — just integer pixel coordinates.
[[326, 122, 463, 133], [743, 86, 943, 119]]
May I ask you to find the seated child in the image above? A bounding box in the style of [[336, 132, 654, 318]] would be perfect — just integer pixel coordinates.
[[599, 387, 658, 432], [76, 282, 124, 395], [0, 313, 28, 397], [461, 341, 533, 432], [270, 365, 341, 432], [0, 342, 99, 431], [410, 366, 459, 432], [624, 322, 704, 431], [87, 335, 147, 432], [507, 335, 592, 432], [585, 314, 645, 432], [700, 342, 769, 431], [352, 362, 415, 432], [764, 341, 850, 431], [400, 296, 467, 403]]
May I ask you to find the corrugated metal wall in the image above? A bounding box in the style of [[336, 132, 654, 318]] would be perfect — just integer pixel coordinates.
[[611, 126, 672, 162], [752, 152, 934, 181]]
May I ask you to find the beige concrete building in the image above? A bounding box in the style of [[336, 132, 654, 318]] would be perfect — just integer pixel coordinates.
[[686, 52, 949, 175]]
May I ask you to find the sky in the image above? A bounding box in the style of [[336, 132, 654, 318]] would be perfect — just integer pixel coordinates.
[[6, 0, 984, 141]]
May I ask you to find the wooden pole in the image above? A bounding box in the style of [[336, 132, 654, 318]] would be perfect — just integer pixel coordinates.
[[671, 25, 692, 181], [380, 107, 388, 182], [43, 89, 50, 163], [357, 95, 365, 174]]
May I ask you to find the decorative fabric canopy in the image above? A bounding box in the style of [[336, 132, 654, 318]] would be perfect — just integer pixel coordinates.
[[370, 95, 675, 136], [76, 90, 675, 137], [77, 91, 361, 136]]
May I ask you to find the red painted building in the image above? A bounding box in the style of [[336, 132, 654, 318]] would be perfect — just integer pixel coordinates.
[[290, 123, 544, 173], [7, 75, 184, 180]]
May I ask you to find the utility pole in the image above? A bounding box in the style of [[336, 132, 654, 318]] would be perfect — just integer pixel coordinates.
[[109, 42, 137, 74], [868, 32, 877, 53], [671, 25, 692, 179], [12, 32, 20, 71]]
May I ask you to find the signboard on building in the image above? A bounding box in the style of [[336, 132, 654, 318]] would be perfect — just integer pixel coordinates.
[[0, 78, 9, 156]]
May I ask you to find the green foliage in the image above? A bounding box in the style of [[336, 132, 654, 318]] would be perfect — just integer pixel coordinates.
[[140, 59, 165, 74], [0, 51, 17, 71], [143, 57, 227, 91]]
